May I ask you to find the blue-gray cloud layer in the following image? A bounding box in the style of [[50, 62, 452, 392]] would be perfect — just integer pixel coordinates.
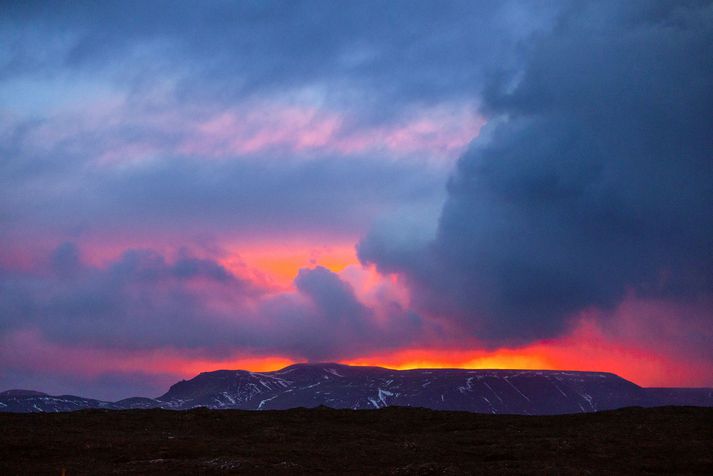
[[1, 0, 551, 112], [2, 1, 553, 244]]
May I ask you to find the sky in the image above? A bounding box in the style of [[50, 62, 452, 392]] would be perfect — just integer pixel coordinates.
[[1, 0, 712, 400]]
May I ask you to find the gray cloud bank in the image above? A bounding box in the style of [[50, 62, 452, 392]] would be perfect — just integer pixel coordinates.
[[360, 0, 713, 345]]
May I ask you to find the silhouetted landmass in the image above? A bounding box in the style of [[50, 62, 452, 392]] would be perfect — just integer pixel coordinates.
[[2, 364, 713, 414], [1, 406, 711, 474]]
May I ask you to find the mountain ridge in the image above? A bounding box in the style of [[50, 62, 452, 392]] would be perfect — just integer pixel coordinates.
[[2, 363, 712, 414]]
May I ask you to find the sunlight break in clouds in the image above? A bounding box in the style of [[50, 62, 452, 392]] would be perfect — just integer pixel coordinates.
[[2, 0, 712, 399]]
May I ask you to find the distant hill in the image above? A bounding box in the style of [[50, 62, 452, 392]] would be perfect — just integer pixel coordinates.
[[2, 363, 712, 414]]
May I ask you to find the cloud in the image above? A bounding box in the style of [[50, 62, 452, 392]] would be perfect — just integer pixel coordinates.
[[296, 266, 369, 323], [3, 1, 536, 258], [360, 0, 713, 345], [0, 243, 426, 363], [0, 147, 447, 250], [3, 1, 713, 398], [1, 1, 555, 115]]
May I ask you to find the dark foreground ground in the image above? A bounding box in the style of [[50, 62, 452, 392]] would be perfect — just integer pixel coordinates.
[[1, 406, 712, 475]]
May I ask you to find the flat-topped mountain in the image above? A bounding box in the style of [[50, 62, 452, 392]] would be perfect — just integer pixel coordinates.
[[2, 363, 712, 414], [158, 364, 646, 414]]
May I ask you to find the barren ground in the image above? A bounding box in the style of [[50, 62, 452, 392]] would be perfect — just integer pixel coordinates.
[[1, 406, 711, 474]]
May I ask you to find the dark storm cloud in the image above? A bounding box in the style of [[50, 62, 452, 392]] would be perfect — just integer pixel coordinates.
[[360, 0, 713, 344]]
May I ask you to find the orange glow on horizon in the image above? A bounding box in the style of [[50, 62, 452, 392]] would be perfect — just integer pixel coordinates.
[[176, 356, 295, 376], [342, 349, 555, 373], [9, 328, 713, 389], [339, 321, 713, 388], [6, 314, 712, 390]]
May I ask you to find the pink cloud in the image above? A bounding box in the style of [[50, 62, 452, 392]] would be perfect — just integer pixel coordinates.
[[5, 93, 483, 165], [178, 102, 483, 160]]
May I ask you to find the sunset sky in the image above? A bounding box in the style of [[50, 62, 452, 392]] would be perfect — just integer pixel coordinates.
[[2, 0, 712, 400]]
